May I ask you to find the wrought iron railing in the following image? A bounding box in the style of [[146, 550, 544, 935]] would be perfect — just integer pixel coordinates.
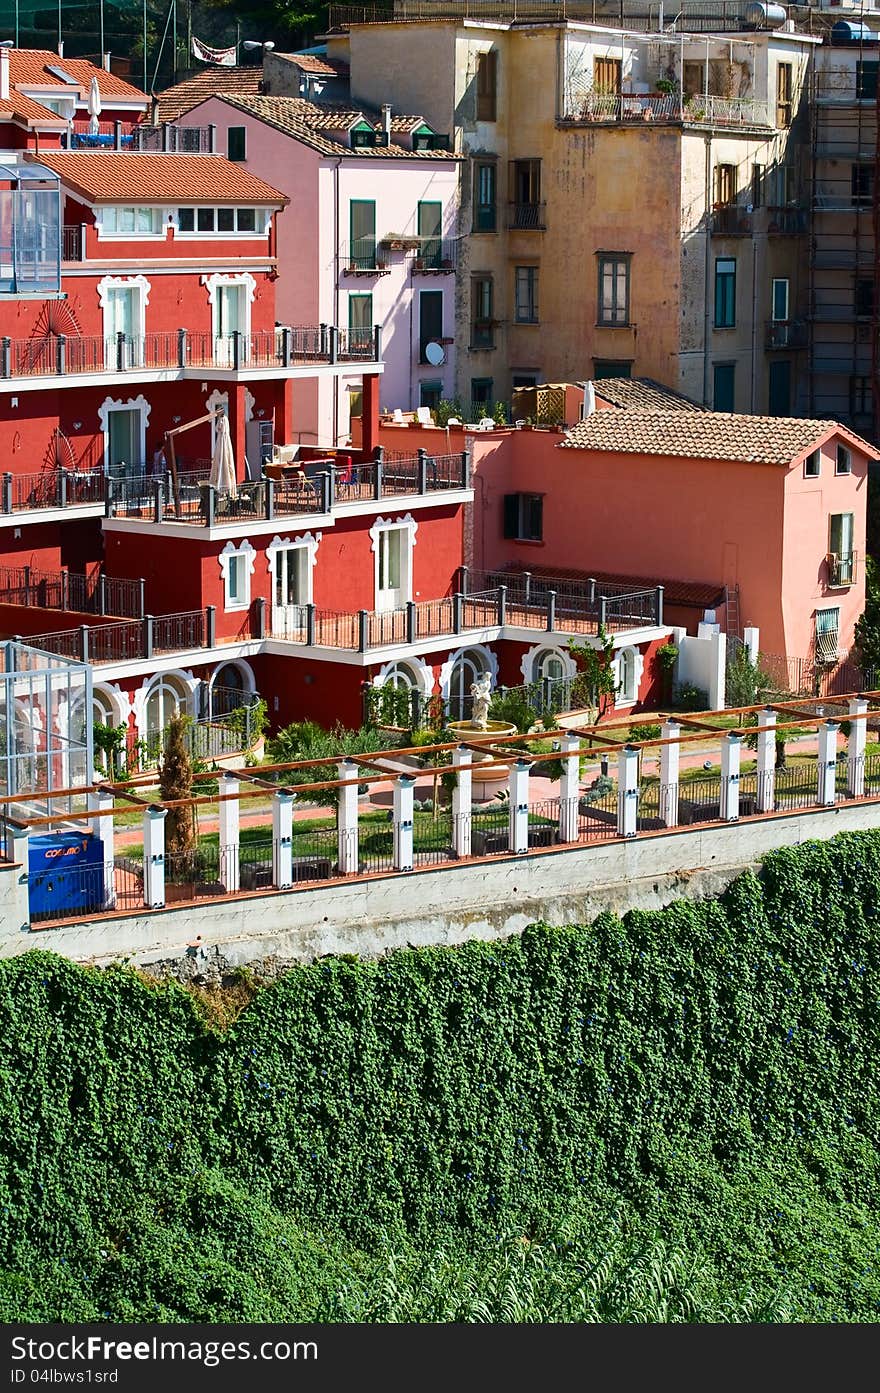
[[0, 564, 143, 618]]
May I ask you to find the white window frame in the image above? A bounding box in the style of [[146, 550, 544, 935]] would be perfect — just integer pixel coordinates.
[[266, 532, 321, 608], [202, 273, 256, 366], [176, 207, 270, 238], [96, 206, 164, 240], [613, 644, 644, 709], [804, 449, 820, 478], [97, 275, 150, 367], [520, 642, 576, 684], [836, 444, 852, 475], [369, 513, 418, 609], [771, 277, 789, 322], [98, 393, 151, 470], [514, 265, 539, 323], [372, 656, 436, 697], [815, 606, 840, 662], [438, 643, 499, 718], [133, 668, 198, 741], [219, 538, 256, 613]]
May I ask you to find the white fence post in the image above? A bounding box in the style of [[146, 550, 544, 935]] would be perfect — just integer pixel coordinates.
[[848, 697, 868, 798], [720, 732, 742, 821], [659, 720, 680, 828], [337, 758, 360, 873], [272, 789, 294, 889], [219, 772, 240, 894], [143, 806, 167, 909], [756, 707, 776, 812], [617, 745, 639, 838], [88, 789, 115, 907], [558, 734, 581, 843], [508, 758, 530, 854], [817, 720, 839, 807], [393, 774, 415, 872], [452, 746, 472, 858]]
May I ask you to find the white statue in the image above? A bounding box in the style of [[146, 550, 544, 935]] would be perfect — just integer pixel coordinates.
[[470, 671, 492, 730]]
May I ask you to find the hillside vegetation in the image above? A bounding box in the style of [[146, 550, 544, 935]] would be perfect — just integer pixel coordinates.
[[2, 830, 880, 1321]]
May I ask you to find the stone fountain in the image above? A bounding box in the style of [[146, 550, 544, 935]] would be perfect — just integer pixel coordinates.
[[447, 672, 518, 802]]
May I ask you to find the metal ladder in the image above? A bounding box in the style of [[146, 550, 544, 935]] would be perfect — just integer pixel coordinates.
[[725, 583, 742, 641]]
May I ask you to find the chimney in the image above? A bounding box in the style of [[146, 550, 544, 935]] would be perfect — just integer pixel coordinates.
[[0, 48, 9, 102], [382, 103, 392, 143], [57, 40, 64, 58], [103, 52, 111, 72]]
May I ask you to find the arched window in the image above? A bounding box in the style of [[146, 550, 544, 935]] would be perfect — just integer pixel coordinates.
[[92, 688, 124, 777], [618, 647, 638, 705], [211, 662, 244, 718], [143, 675, 192, 758], [449, 648, 491, 721], [383, 661, 419, 691]]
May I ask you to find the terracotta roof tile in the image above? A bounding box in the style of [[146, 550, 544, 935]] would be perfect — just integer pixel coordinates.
[[211, 94, 461, 160], [153, 67, 265, 123], [8, 49, 145, 100], [561, 411, 880, 464], [30, 150, 287, 204], [0, 92, 67, 127], [592, 376, 707, 412], [275, 51, 348, 77]]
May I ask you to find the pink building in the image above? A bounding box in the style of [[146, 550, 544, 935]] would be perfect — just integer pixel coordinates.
[[468, 410, 875, 669], [173, 92, 461, 450]]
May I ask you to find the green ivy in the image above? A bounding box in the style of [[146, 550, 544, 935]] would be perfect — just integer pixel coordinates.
[[3, 831, 880, 1320]]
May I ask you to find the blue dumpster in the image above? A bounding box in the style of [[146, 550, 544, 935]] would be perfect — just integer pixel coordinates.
[[28, 832, 105, 921]]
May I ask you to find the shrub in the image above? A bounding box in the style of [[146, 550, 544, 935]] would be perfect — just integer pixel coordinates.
[[673, 682, 709, 712]]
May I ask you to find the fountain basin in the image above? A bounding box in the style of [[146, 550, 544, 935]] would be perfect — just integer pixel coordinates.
[[447, 719, 519, 802]]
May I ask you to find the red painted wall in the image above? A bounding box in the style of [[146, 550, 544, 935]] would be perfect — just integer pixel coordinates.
[[0, 518, 102, 571]]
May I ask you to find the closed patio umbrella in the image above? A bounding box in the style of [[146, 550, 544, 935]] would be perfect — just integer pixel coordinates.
[[209, 412, 238, 500], [87, 77, 102, 137]]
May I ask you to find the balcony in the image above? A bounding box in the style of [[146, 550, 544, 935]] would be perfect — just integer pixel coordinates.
[[766, 207, 808, 236], [0, 324, 380, 383], [507, 202, 546, 231], [827, 552, 857, 588], [129, 124, 214, 153], [106, 451, 471, 528], [561, 91, 770, 129], [0, 562, 143, 618], [339, 239, 390, 275], [63, 120, 136, 150], [410, 238, 458, 274], [766, 319, 808, 351], [710, 206, 752, 237], [2, 467, 105, 515]]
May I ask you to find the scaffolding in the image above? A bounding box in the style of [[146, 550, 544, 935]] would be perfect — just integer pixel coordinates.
[[808, 22, 880, 436]]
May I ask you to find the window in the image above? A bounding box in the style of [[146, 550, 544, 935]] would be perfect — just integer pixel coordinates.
[[143, 675, 191, 748], [348, 292, 372, 354], [348, 387, 363, 418], [177, 207, 264, 234], [828, 512, 855, 585], [593, 359, 632, 379], [219, 541, 254, 612], [713, 363, 735, 412], [804, 449, 820, 478], [227, 126, 246, 161], [594, 56, 622, 93], [374, 523, 412, 610], [504, 492, 543, 542], [420, 381, 442, 411], [102, 206, 159, 234], [349, 199, 376, 270], [471, 377, 493, 411], [471, 276, 494, 348], [419, 289, 444, 362], [856, 60, 878, 100], [617, 647, 638, 705], [776, 62, 793, 127], [815, 606, 840, 661], [850, 376, 871, 419], [272, 546, 309, 610], [515, 266, 539, 323], [597, 253, 630, 326], [768, 360, 791, 416], [772, 278, 789, 322], [448, 648, 492, 721], [768, 164, 797, 208], [417, 201, 442, 268], [509, 160, 543, 228], [473, 160, 497, 233], [476, 49, 497, 121], [714, 163, 736, 207], [752, 163, 765, 209], [512, 373, 538, 388], [351, 122, 375, 149], [714, 257, 736, 328], [852, 165, 874, 206], [856, 279, 874, 318], [836, 445, 852, 475]]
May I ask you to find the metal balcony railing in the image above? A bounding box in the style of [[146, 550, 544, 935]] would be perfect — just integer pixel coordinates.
[[339, 238, 389, 273], [766, 319, 808, 350], [129, 124, 214, 153], [410, 238, 458, 272], [828, 552, 857, 588], [62, 225, 86, 262], [710, 206, 752, 237], [507, 202, 546, 231]]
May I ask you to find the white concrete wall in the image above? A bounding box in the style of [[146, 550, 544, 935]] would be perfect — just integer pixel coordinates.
[[8, 797, 880, 969], [673, 624, 726, 708]]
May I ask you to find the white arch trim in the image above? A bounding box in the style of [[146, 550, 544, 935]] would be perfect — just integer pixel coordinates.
[[132, 668, 199, 738], [266, 532, 322, 568], [97, 273, 151, 312], [369, 512, 419, 553], [208, 659, 256, 698], [98, 394, 151, 468], [372, 655, 436, 697], [612, 644, 645, 709], [201, 271, 257, 305], [438, 643, 499, 700], [205, 389, 229, 454], [519, 642, 577, 684], [92, 682, 133, 730]]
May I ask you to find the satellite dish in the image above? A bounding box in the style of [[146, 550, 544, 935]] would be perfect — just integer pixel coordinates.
[[424, 340, 445, 366]]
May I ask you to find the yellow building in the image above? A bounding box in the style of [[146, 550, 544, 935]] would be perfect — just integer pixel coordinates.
[[329, 15, 819, 415]]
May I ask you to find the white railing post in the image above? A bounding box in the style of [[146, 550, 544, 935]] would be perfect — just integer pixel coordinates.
[[272, 789, 294, 889], [756, 707, 776, 812], [659, 720, 680, 828], [219, 772, 240, 894], [617, 745, 639, 838], [817, 720, 839, 807], [452, 746, 472, 858], [558, 734, 581, 843], [720, 732, 742, 822], [88, 789, 115, 907], [848, 697, 868, 798], [337, 758, 360, 873], [393, 774, 415, 872], [508, 758, 530, 854], [143, 806, 167, 909]]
